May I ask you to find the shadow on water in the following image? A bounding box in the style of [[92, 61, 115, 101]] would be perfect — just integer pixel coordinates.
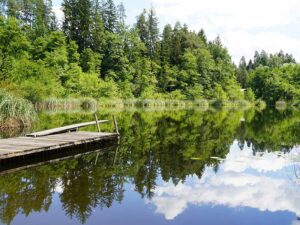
[[0, 108, 300, 224]]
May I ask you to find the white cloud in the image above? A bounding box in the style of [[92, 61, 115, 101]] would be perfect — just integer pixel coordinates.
[[151, 172, 300, 220], [153, 0, 300, 29], [54, 180, 63, 194], [222, 143, 289, 172], [53, 6, 64, 23], [149, 144, 300, 220], [149, 0, 300, 62], [223, 31, 300, 62]]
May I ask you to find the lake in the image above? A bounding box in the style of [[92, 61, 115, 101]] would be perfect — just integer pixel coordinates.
[[0, 108, 300, 225]]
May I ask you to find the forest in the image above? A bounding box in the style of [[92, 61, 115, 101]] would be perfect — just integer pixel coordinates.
[[0, 0, 299, 106]]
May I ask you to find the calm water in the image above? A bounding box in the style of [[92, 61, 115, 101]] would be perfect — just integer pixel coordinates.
[[1, 108, 300, 225]]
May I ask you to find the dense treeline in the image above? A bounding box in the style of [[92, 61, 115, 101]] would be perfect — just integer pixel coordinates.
[[0, 0, 245, 102], [1, 0, 300, 105], [237, 50, 300, 105]]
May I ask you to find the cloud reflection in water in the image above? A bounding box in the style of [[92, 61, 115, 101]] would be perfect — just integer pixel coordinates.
[[150, 142, 300, 220]]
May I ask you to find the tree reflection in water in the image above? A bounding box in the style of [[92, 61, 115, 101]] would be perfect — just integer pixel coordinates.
[[0, 108, 300, 224]]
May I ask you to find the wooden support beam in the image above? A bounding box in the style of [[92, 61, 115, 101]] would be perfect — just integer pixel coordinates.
[[112, 115, 119, 134], [94, 113, 101, 133], [26, 120, 108, 137]]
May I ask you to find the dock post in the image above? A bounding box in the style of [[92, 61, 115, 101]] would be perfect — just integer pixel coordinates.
[[113, 147, 119, 166], [112, 115, 119, 134], [94, 113, 101, 133], [94, 152, 99, 165]]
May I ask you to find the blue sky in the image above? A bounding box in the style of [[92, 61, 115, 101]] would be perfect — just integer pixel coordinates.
[[52, 0, 300, 63]]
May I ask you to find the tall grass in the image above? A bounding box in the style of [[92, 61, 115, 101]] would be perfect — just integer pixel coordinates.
[[96, 98, 258, 110], [81, 97, 97, 110], [38, 97, 256, 112], [98, 98, 211, 109], [275, 100, 287, 110], [36, 97, 97, 111], [255, 99, 267, 110], [0, 90, 36, 127], [210, 99, 253, 109]]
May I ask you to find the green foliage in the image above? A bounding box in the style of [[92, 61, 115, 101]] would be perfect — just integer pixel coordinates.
[[213, 85, 228, 105], [98, 79, 120, 99], [80, 48, 101, 73], [244, 88, 255, 102], [255, 99, 267, 110], [236, 50, 299, 105], [250, 50, 295, 70], [247, 64, 300, 104], [0, 89, 36, 126], [0, 17, 30, 80], [236, 56, 248, 88], [0, 0, 258, 104]]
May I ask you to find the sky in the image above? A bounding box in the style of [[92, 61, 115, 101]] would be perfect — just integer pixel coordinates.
[[150, 142, 300, 222], [52, 0, 300, 63]]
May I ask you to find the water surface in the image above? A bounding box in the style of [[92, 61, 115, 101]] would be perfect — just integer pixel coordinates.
[[1, 108, 300, 225]]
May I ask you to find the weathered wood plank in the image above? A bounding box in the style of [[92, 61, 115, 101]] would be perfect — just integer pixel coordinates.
[[22, 133, 115, 143], [0, 149, 23, 153], [0, 140, 67, 147], [0, 131, 119, 160], [26, 120, 109, 137]]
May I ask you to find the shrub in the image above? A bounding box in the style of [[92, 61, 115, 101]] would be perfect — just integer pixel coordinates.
[[244, 88, 256, 102], [275, 100, 287, 110], [81, 97, 97, 110]]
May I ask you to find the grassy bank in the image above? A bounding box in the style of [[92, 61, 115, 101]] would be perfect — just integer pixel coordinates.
[[0, 90, 36, 128], [36, 97, 259, 111], [30, 97, 263, 116], [36, 97, 97, 111], [97, 98, 255, 110]]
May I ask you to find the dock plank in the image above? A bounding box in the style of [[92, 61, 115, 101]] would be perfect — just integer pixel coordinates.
[[0, 131, 119, 160], [26, 120, 109, 137]]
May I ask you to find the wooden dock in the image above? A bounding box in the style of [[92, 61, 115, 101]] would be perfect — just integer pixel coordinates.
[[0, 117, 120, 163]]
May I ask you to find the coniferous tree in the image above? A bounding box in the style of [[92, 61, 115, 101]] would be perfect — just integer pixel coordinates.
[[171, 22, 183, 65], [237, 56, 248, 88], [62, 0, 92, 52], [116, 2, 125, 34], [198, 29, 207, 44], [160, 24, 172, 64], [136, 9, 148, 49], [62, 0, 76, 42], [147, 7, 159, 59], [0, 0, 270, 101], [101, 0, 117, 32], [90, 0, 105, 53], [32, 0, 56, 36]]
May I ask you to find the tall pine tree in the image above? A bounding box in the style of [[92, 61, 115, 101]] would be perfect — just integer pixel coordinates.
[[147, 7, 159, 59]]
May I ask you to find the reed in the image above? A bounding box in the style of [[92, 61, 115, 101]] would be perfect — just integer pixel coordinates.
[[37, 97, 97, 111], [0, 90, 36, 127], [255, 99, 267, 110], [210, 99, 252, 109], [81, 97, 97, 110], [275, 100, 287, 110], [98, 98, 211, 109]]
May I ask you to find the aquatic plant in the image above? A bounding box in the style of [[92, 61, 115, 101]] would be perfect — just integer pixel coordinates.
[[255, 99, 267, 110], [37, 97, 97, 111], [0, 90, 36, 127], [275, 100, 288, 111], [81, 97, 97, 110]]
